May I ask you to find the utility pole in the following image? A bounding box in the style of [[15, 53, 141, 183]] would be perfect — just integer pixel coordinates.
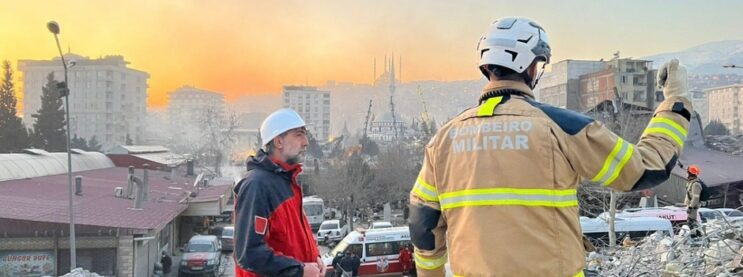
[[47, 20, 76, 270]]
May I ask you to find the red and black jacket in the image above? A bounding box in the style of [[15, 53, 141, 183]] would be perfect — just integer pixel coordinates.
[[234, 150, 319, 277]]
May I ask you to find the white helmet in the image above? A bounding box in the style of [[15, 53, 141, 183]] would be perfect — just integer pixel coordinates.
[[477, 17, 551, 82], [260, 108, 306, 147]]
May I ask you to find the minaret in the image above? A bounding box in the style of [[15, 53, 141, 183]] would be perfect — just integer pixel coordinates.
[[389, 53, 398, 139]]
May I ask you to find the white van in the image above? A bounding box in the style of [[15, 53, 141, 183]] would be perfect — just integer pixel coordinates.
[[303, 196, 325, 232], [581, 213, 673, 245], [323, 227, 412, 276]]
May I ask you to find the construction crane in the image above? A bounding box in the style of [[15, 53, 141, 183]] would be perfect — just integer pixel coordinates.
[[363, 99, 373, 137]]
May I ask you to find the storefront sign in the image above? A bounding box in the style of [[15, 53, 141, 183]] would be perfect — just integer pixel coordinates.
[[0, 251, 55, 277]]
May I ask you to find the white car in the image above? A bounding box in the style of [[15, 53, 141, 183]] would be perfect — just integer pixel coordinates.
[[716, 208, 743, 221], [581, 213, 673, 245], [369, 221, 393, 230], [700, 208, 743, 223], [316, 219, 348, 243]]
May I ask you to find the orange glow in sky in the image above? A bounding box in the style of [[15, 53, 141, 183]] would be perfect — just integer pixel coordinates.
[[1, 1, 741, 108]]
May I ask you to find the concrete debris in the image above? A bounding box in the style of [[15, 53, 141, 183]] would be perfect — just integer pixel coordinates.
[[59, 268, 103, 277], [706, 135, 743, 156], [586, 219, 743, 276]]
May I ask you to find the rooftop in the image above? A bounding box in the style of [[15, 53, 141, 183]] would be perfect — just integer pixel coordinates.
[[0, 149, 114, 182], [0, 166, 232, 233], [107, 145, 172, 155], [673, 146, 743, 187]]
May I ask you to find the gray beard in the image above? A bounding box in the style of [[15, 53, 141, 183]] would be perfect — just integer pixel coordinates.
[[286, 156, 302, 165]]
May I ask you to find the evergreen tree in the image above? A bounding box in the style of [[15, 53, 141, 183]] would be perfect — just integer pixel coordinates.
[[30, 72, 66, 151], [0, 60, 29, 152], [71, 134, 88, 149], [125, 133, 133, 145], [704, 119, 730, 136], [87, 136, 102, 152]]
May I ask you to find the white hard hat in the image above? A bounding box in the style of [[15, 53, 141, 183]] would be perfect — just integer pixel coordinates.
[[477, 17, 551, 77], [260, 108, 306, 147]]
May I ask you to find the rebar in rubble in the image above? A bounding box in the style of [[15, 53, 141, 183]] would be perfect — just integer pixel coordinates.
[[586, 217, 743, 276]]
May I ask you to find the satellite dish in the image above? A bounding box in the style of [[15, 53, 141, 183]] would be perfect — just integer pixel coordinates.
[[193, 173, 204, 187]]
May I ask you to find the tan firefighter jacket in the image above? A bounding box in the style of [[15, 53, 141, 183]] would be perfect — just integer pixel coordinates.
[[408, 80, 692, 277], [685, 178, 702, 208]]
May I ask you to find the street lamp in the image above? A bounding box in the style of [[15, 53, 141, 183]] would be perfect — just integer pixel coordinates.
[[46, 20, 76, 270]]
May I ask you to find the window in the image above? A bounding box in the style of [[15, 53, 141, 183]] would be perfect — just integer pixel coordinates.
[[320, 223, 339, 230], [186, 243, 215, 252], [304, 204, 323, 216], [365, 241, 405, 257], [330, 242, 363, 257]]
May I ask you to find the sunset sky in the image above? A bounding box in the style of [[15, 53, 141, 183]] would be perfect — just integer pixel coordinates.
[[1, 0, 741, 108]]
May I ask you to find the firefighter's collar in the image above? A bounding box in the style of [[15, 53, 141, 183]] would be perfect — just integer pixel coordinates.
[[481, 80, 534, 99]]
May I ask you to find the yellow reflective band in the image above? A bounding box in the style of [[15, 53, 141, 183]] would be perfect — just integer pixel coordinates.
[[438, 188, 578, 210], [414, 252, 447, 270], [591, 137, 625, 183], [604, 143, 634, 186], [412, 177, 439, 202], [440, 187, 577, 198], [643, 128, 685, 147], [574, 271, 585, 277], [477, 96, 503, 117], [650, 117, 687, 136], [592, 137, 634, 186]]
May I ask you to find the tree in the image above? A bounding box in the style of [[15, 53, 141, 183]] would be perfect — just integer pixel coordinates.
[[307, 131, 324, 159], [0, 60, 29, 152], [71, 134, 87, 149], [253, 131, 263, 153], [704, 120, 730, 136], [125, 133, 134, 145], [371, 144, 418, 207], [359, 135, 379, 156], [30, 72, 66, 151], [87, 136, 102, 152]]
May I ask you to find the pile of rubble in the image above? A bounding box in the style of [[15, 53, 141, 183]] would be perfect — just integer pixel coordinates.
[[706, 135, 743, 156], [59, 268, 103, 277], [586, 219, 743, 276]]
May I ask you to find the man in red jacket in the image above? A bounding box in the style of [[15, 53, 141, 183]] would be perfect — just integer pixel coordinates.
[[234, 109, 325, 277], [399, 245, 412, 275]]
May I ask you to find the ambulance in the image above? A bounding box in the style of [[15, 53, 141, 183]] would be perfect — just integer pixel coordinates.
[[323, 227, 412, 276]]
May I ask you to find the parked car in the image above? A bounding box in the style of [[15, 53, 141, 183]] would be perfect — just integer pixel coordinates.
[[220, 226, 234, 252], [369, 221, 393, 230], [179, 235, 222, 277], [581, 213, 673, 246], [716, 208, 743, 222], [699, 208, 743, 223], [316, 219, 349, 243], [698, 208, 726, 223]]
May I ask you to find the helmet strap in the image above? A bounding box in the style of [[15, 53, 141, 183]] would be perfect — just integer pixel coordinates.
[[530, 63, 548, 89]]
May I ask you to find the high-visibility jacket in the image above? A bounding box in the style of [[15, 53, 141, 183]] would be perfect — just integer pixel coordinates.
[[408, 80, 691, 277]]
